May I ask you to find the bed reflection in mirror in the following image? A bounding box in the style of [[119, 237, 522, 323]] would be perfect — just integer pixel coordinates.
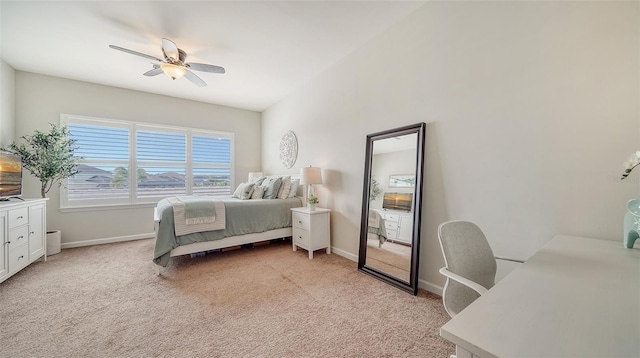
[[359, 123, 425, 295]]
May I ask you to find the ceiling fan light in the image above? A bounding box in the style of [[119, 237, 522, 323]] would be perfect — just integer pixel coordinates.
[[160, 63, 186, 80]]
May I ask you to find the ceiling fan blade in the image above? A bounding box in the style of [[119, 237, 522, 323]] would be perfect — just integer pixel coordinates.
[[162, 38, 179, 62], [109, 45, 163, 62], [187, 62, 226, 74], [184, 70, 207, 87], [143, 66, 163, 77]]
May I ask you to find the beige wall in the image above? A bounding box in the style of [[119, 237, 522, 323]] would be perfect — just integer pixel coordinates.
[[14, 72, 261, 245], [261, 2, 640, 291], [0, 59, 15, 147]]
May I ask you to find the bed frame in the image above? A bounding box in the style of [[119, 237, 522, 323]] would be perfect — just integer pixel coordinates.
[[153, 208, 293, 275], [153, 176, 303, 274]]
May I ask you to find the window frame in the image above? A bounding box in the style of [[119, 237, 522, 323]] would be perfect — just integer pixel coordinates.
[[60, 114, 235, 210]]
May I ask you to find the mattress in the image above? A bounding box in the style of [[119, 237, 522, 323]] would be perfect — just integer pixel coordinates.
[[154, 196, 303, 266]]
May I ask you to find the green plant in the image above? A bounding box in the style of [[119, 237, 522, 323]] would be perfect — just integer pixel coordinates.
[[3, 123, 81, 198], [370, 178, 381, 201], [307, 194, 319, 204]]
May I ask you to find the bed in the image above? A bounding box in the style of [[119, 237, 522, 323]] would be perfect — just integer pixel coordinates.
[[153, 194, 303, 271], [367, 210, 388, 248]]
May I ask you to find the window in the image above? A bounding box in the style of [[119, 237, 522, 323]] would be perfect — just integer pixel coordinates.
[[61, 115, 234, 208]]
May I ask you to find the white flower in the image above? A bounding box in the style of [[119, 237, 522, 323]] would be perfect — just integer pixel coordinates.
[[622, 151, 640, 180], [625, 160, 634, 170]]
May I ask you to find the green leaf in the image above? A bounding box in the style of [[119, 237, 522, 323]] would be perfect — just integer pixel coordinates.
[[1, 123, 82, 197]]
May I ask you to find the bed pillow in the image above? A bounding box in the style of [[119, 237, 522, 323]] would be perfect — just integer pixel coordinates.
[[250, 185, 265, 199], [262, 177, 282, 199], [288, 179, 300, 198], [251, 176, 267, 186], [277, 176, 292, 199], [232, 182, 254, 200]]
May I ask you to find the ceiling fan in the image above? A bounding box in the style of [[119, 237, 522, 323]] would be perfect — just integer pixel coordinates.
[[109, 38, 225, 87]]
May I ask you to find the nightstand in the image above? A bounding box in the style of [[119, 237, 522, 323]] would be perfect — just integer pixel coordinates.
[[291, 207, 330, 259]]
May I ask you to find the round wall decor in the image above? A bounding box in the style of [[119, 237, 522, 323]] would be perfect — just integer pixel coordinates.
[[279, 130, 298, 169]]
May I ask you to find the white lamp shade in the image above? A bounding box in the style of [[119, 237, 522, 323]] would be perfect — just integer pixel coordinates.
[[247, 172, 264, 183], [300, 166, 322, 185]]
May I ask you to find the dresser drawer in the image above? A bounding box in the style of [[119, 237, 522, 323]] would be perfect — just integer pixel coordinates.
[[385, 221, 397, 230], [293, 228, 310, 247], [9, 244, 29, 272], [8, 207, 29, 229], [385, 213, 399, 223], [293, 212, 310, 231], [8, 226, 29, 249]]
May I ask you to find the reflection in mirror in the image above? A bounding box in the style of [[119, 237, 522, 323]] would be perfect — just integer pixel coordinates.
[[358, 123, 425, 295]]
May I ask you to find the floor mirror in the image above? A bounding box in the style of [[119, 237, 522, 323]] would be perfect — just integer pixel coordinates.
[[358, 122, 426, 295]]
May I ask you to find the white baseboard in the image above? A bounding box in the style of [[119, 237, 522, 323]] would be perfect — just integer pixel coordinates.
[[419, 278, 443, 296], [61, 233, 154, 249], [331, 246, 358, 262]]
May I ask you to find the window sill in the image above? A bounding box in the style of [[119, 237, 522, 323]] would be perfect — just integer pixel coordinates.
[[59, 202, 158, 213]]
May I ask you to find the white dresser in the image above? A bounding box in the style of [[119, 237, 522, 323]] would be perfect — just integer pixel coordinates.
[[291, 207, 331, 259], [0, 198, 48, 284], [376, 209, 413, 245]]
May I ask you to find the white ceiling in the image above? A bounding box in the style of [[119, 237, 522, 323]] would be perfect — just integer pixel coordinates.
[[0, 1, 424, 112], [373, 133, 417, 155]]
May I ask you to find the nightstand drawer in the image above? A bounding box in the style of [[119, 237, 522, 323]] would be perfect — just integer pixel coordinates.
[[8, 226, 29, 249], [8, 207, 29, 229], [386, 229, 397, 238], [293, 228, 310, 247], [9, 244, 29, 271], [293, 212, 310, 231]]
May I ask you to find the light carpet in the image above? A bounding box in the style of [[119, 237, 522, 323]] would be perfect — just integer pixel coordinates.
[[0, 238, 454, 357]]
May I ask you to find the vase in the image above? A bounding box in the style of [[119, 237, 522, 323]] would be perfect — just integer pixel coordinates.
[[308, 203, 316, 211], [46, 230, 61, 256], [623, 199, 640, 248]]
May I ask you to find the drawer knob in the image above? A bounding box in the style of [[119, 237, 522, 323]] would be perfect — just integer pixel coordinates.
[[298, 220, 302, 224], [4, 241, 9, 245], [30, 231, 35, 235], [18, 255, 24, 260], [18, 236, 24, 240], [17, 216, 23, 219]]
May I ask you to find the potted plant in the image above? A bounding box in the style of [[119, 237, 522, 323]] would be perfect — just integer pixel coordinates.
[[2, 123, 81, 255], [307, 194, 319, 211], [370, 178, 381, 202], [4, 123, 81, 198]]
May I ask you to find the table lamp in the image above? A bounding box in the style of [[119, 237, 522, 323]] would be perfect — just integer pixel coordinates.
[[247, 172, 263, 183], [300, 166, 323, 199]]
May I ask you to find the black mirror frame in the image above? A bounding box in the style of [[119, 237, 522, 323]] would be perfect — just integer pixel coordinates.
[[358, 122, 426, 295]]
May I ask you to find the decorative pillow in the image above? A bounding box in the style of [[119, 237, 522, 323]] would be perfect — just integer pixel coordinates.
[[250, 185, 265, 199], [262, 177, 282, 199], [277, 176, 292, 199], [251, 176, 267, 186], [232, 183, 244, 198], [232, 182, 254, 200], [243, 188, 255, 200], [288, 179, 300, 198]]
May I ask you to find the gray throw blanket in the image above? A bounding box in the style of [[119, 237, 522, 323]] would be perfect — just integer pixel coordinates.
[[166, 196, 225, 236]]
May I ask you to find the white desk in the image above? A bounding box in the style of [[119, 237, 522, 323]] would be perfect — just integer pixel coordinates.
[[440, 235, 640, 358]]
